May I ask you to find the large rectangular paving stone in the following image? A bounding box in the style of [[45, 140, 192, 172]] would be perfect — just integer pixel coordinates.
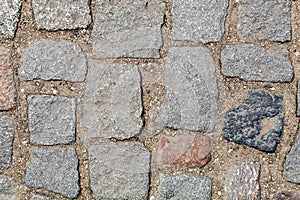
[[88, 142, 150, 200], [0, 175, 16, 200], [0, 0, 21, 38], [0, 116, 14, 170], [172, 0, 228, 43], [92, 0, 164, 58], [80, 62, 143, 139]]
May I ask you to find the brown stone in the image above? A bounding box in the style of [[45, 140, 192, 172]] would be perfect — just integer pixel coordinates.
[[274, 191, 300, 200]]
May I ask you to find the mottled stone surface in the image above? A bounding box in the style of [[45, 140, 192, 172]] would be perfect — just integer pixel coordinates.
[[27, 95, 76, 145], [275, 191, 300, 200], [0, 116, 14, 170], [0, 0, 21, 38], [297, 81, 300, 116], [19, 40, 87, 82], [223, 90, 283, 153], [172, 0, 228, 43], [0, 47, 16, 110], [238, 0, 291, 42], [32, 0, 91, 30], [81, 62, 143, 139], [30, 194, 52, 200], [92, 0, 164, 58], [25, 147, 80, 199], [157, 174, 211, 200], [225, 162, 260, 200], [88, 142, 150, 200], [160, 47, 218, 132], [0, 175, 16, 200], [221, 44, 293, 83]]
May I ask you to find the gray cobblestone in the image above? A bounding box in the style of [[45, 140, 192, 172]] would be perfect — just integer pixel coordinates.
[[0, 116, 14, 170], [0, 0, 21, 38], [0, 175, 16, 200]]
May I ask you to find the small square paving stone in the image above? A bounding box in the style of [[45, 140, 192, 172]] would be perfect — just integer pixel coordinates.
[[19, 40, 87, 82], [237, 0, 291, 42], [221, 44, 294, 83], [25, 147, 80, 199], [88, 142, 150, 200], [32, 0, 91, 30], [172, 0, 228, 43], [156, 174, 211, 200], [92, 0, 164, 58], [0, 175, 16, 200], [0, 0, 21, 38], [0, 116, 14, 170], [27, 95, 76, 145]]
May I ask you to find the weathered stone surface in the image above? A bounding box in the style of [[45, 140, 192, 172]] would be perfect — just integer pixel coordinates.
[[160, 47, 218, 132], [0, 116, 14, 170], [172, 0, 228, 43], [27, 95, 76, 145], [92, 0, 164, 58], [157, 174, 211, 200], [284, 129, 300, 184], [80, 62, 143, 139], [32, 0, 91, 30], [0, 47, 16, 110], [88, 142, 150, 200], [221, 44, 294, 83], [275, 191, 300, 200], [0, 0, 21, 38], [223, 90, 283, 153], [238, 0, 291, 42], [25, 147, 80, 199], [225, 162, 260, 200], [297, 81, 300, 116], [30, 194, 52, 200], [19, 40, 87, 82], [0, 175, 16, 200]]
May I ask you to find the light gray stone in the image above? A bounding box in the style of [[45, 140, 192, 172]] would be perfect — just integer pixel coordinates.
[[30, 194, 52, 200], [27, 95, 76, 145], [160, 47, 218, 132], [238, 0, 291, 42], [25, 147, 80, 199], [156, 174, 211, 200], [0, 116, 14, 170], [32, 0, 91, 30], [19, 40, 87, 82], [172, 0, 228, 43], [0, 0, 21, 38], [0, 175, 16, 200], [92, 0, 164, 58], [80, 62, 143, 139], [221, 44, 293, 82], [88, 142, 150, 200], [297, 81, 300, 116]]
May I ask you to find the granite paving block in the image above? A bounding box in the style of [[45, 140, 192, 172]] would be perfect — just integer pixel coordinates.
[[88, 142, 150, 200], [19, 40, 87, 82], [0, 116, 14, 170], [27, 95, 76, 145], [238, 0, 291, 42], [25, 147, 80, 199], [81, 62, 143, 139], [0, 0, 21, 38], [156, 174, 211, 200], [225, 162, 260, 200], [172, 0, 228, 43], [223, 90, 283, 152], [160, 47, 218, 132], [221, 44, 294, 83], [0, 175, 16, 200], [32, 0, 91, 30], [92, 0, 164, 58]]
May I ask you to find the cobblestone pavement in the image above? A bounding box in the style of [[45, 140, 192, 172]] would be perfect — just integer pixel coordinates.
[[0, 0, 300, 199]]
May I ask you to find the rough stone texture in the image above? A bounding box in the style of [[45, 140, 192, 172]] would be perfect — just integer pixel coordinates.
[[0, 116, 14, 170], [0, 175, 16, 200], [0, 0, 21, 38], [223, 90, 283, 153], [0, 47, 16, 110], [297, 81, 300, 116], [275, 191, 300, 200], [238, 0, 291, 42], [81, 62, 143, 139], [284, 129, 300, 184], [154, 134, 211, 168], [27, 95, 76, 145], [19, 40, 87, 82], [32, 0, 91, 30], [160, 47, 218, 132], [221, 44, 294, 83], [88, 142, 150, 200], [25, 147, 80, 199], [30, 194, 52, 200], [92, 0, 164, 58], [172, 0, 228, 43], [225, 162, 260, 200], [156, 174, 211, 200]]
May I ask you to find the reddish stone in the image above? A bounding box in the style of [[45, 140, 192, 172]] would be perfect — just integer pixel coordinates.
[[274, 191, 300, 200]]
